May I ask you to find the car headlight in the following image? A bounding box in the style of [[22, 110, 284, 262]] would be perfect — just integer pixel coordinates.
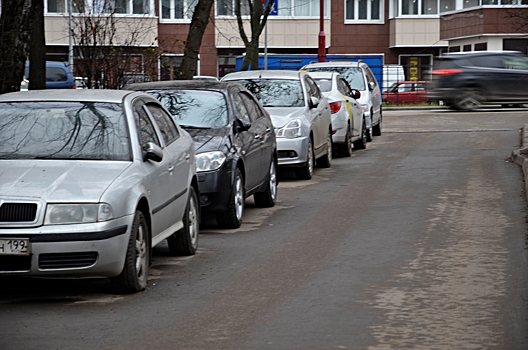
[[44, 203, 114, 225], [196, 151, 226, 172], [276, 118, 302, 139]]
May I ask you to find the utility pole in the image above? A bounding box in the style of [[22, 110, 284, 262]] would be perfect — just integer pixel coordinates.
[[318, 0, 326, 62]]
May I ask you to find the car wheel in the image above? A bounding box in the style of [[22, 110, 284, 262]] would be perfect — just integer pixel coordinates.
[[296, 138, 314, 180], [373, 109, 382, 136], [341, 124, 353, 157], [168, 186, 199, 256], [110, 210, 149, 294], [317, 130, 332, 168], [353, 118, 367, 150], [254, 159, 277, 208], [454, 87, 482, 111], [216, 168, 244, 228]]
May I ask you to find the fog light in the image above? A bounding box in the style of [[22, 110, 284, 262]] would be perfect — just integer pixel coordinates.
[[200, 195, 209, 205], [288, 151, 297, 158]]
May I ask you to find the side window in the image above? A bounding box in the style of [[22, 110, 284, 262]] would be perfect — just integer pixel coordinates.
[[240, 92, 263, 121], [503, 56, 528, 71], [234, 94, 252, 123], [337, 78, 351, 95], [364, 67, 377, 86], [305, 77, 322, 99], [133, 102, 160, 150], [146, 103, 180, 145]]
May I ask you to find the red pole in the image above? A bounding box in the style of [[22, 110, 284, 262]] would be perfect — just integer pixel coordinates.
[[318, 0, 326, 62]]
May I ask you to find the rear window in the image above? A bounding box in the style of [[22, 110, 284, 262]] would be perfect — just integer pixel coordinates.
[[229, 79, 305, 108], [305, 66, 366, 90], [24, 66, 69, 82]]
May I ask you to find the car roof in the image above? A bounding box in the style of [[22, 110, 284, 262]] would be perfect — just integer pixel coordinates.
[[125, 80, 238, 92], [302, 61, 363, 69], [0, 89, 143, 104], [222, 70, 303, 80], [437, 51, 525, 59]]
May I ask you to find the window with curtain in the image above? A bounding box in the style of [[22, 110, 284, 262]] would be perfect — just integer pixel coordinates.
[[161, 0, 197, 19], [346, 0, 381, 21]]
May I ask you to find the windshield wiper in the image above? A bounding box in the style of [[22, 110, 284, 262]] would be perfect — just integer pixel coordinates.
[[181, 125, 211, 129]]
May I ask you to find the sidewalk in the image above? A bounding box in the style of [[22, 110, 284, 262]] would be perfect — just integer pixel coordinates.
[[510, 124, 528, 204]]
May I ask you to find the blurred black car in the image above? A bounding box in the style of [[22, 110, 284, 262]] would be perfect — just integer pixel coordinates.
[[429, 51, 528, 111], [126, 81, 278, 229]]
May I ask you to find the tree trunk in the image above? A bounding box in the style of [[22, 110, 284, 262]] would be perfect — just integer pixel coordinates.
[[29, 0, 46, 90], [179, 0, 214, 80], [241, 40, 259, 71], [0, 0, 32, 94]]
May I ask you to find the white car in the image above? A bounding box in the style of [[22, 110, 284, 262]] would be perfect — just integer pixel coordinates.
[[0, 90, 199, 294], [309, 72, 367, 156], [222, 70, 333, 180], [301, 61, 383, 142]]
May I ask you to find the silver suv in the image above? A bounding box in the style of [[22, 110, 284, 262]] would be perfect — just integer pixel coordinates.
[[301, 61, 382, 140]]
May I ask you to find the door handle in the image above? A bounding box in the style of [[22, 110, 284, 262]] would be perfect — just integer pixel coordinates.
[[254, 134, 261, 139], [266, 127, 271, 133], [168, 165, 174, 172], [185, 154, 190, 160]]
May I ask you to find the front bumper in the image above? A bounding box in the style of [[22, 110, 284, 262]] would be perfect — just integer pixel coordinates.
[[197, 165, 233, 213], [0, 215, 133, 277], [276, 136, 309, 167]]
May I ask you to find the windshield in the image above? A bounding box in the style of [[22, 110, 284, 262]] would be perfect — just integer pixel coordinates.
[[0, 102, 130, 160], [230, 79, 304, 108], [147, 90, 228, 128], [305, 67, 366, 90]]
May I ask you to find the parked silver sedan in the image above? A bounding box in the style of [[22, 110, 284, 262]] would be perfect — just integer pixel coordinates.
[[0, 90, 199, 294], [222, 70, 332, 180], [309, 72, 367, 156]]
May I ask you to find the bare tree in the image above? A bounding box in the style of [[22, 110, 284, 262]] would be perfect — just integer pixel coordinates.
[[29, 0, 46, 90], [236, 0, 274, 71], [0, 0, 32, 94], [179, 0, 215, 80], [504, 8, 528, 33], [71, 0, 159, 89]]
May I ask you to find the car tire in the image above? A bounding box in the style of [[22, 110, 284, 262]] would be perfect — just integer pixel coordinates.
[[341, 124, 353, 157], [373, 109, 382, 136], [110, 210, 149, 294], [254, 159, 277, 208], [216, 168, 244, 228], [296, 138, 314, 180], [454, 87, 482, 111], [353, 118, 367, 150], [167, 186, 199, 256], [317, 130, 332, 168]]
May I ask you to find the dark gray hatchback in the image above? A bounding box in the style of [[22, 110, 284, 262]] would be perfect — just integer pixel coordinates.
[[126, 81, 278, 229], [429, 51, 528, 111]]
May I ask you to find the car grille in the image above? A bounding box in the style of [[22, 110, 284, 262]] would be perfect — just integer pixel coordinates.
[[39, 252, 98, 270], [0, 255, 32, 272], [0, 203, 38, 223]]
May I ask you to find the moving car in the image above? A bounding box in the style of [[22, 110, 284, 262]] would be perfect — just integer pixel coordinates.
[[300, 60, 382, 141], [309, 71, 367, 156], [0, 90, 199, 293], [125, 80, 277, 229], [428, 51, 528, 111], [222, 70, 333, 180], [382, 81, 431, 105]]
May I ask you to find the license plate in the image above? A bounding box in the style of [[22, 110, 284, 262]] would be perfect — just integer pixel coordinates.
[[0, 238, 30, 255]]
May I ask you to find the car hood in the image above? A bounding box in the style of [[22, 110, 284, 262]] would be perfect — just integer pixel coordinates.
[[0, 160, 131, 202], [185, 127, 230, 153], [265, 107, 306, 128]]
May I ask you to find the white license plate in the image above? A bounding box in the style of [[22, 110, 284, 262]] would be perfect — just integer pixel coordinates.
[[0, 238, 30, 255]]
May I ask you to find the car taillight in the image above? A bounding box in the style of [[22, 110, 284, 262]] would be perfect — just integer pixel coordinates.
[[329, 101, 342, 113], [432, 69, 463, 76]]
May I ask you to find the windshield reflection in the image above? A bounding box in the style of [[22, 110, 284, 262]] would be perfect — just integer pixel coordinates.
[[306, 67, 366, 90], [148, 90, 228, 128], [232, 79, 304, 108], [0, 102, 131, 160]]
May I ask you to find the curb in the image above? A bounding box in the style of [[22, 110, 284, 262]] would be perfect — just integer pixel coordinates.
[[510, 124, 528, 202]]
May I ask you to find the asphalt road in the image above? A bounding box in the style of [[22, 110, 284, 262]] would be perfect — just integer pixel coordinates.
[[1, 107, 528, 349]]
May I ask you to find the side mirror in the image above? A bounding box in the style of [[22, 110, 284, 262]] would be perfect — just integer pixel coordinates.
[[143, 142, 163, 162], [368, 81, 376, 91], [350, 89, 361, 100], [309, 96, 320, 108], [235, 118, 251, 132]]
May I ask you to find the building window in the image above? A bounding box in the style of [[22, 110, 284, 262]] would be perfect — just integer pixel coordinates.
[[474, 42, 487, 51], [161, 0, 197, 20], [463, 44, 472, 51], [46, 0, 152, 14], [346, 0, 382, 21], [277, 0, 329, 16], [448, 46, 460, 53], [439, 0, 455, 12], [463, 0, 478, 8], [161, 55, 183, 80], [216, 0, 250, 16]]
